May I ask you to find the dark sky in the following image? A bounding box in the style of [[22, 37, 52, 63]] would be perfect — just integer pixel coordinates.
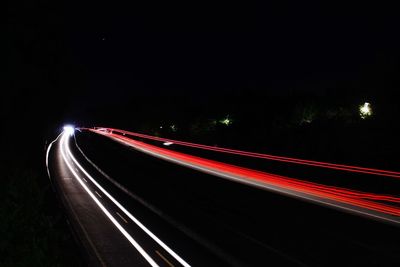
[[5, 1, 400, 160], [67, 2, 397, 82], [67, 2, 398, 109]]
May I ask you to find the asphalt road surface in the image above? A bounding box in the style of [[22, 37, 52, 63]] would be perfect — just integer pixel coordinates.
[[46, 128, 400, 266]]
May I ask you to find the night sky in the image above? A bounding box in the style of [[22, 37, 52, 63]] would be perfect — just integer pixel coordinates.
[[5, 3, 400, 266], [5, 1, 400, 167]]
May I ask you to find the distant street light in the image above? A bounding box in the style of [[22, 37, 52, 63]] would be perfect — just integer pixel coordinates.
[[359, 102, 372, 119], [219, 116, 232, 126]]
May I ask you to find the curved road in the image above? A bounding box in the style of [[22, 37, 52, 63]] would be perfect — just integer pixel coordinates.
[[46, 127, 400, 266]]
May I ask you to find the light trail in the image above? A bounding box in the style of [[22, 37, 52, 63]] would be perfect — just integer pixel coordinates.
[[46, 134, 59, 178], [92, 130, 400, 224], [60, 131, 191, 267], [60, 133, 159, 266], [89, 127, 400, 179]]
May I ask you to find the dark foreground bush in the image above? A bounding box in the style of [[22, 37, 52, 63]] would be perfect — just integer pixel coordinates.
[[0, 167, 82, 267]]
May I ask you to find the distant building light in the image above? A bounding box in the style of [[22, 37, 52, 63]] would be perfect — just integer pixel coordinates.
[[359, 102, 372, 119], [219, 116, 232, 126]]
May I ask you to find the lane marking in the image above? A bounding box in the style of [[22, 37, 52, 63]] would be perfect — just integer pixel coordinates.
[[52, 133, 107, 267], [95, 191, 102, 198], [116, 212, 128, 224], [109, 134, 400, 225], [155, 250, 175, 267], [74, 139, 239, 266], [82, 177, 88, 183], [66, 134, 191, 267], [60, 133, 159, 267]]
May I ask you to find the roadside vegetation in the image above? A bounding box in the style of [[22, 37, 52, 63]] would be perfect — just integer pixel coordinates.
[[0, 166, 82, 267]]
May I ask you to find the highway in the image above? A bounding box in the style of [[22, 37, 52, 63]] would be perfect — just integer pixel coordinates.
[[47, 130, 222, 266], [47, 127, 400, 266]]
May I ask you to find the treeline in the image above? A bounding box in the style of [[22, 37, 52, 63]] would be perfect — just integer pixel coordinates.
[[115, 89, 400, 170]]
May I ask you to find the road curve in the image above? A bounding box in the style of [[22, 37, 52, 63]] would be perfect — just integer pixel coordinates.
[[46, 127, 400, 266], [90, 129, 400, 225], [47, 131, 197, 266]]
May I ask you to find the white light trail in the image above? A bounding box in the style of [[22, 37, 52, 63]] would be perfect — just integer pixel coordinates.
[[60, 133, 159, 267], [62, 133, 191, 267], [46, 132, 63, 178]]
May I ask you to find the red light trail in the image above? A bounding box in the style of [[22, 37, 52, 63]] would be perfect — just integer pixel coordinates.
[[88, 128, 400, 224], [91, 127, 400, 179]]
